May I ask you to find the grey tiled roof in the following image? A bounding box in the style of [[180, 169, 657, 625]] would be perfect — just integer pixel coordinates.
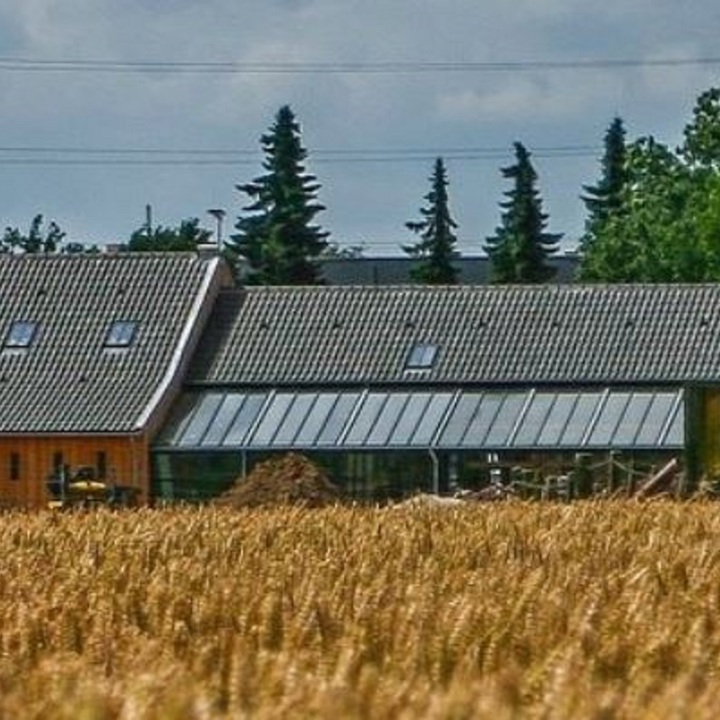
[[188, 284, 720, 386], [0, 253, 220, 433]]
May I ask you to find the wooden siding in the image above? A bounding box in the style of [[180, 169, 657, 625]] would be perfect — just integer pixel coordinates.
[[0, 434, 149, 509]]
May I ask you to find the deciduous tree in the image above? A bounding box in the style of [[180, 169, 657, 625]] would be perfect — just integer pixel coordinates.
[[0, 215, 87, 254], [128, 218, 211, 251]]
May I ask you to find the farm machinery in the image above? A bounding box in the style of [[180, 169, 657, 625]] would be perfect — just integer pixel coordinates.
[[46, 465, 140, 510]]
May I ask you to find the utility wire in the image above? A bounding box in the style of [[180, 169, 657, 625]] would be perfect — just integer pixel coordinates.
[[0, 144, 598, 155], [0, 144, 600, 166], [0, 56, 718, 74]]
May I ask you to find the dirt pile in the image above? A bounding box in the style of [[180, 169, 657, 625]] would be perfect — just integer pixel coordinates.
[[216, 453, 342, 509]]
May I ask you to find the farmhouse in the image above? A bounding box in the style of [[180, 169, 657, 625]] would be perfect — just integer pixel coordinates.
[[0, 252, 231, 507], [2, 250, 719, 507]]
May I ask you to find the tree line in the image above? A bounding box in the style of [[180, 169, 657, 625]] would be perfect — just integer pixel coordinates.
[[5, 87, 720, 285]]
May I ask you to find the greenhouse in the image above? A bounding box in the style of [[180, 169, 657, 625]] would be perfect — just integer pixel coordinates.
[[152, 386, 685, 501]]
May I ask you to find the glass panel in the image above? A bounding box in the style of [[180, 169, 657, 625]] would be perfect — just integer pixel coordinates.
[[222, 393, 267, 446], [484, 393, 527, 447], [406, 343, 438, 369], [318, 393, 361, 446], [662, 401, 685, 447], [151, 452, 244, 503], [611, 394, 654, 447], [439, 393, 483, 446], [559, 393, 603, 447], [178, 393, 224, 447], [294, 393, 338, 446], [366, 394, 410, 446], [635, 393, 678, 446], [538, 395, 577, 446], [513, 394, 555, 447], [389, 394, 432, 445], [201, 394, 248, 447], [272, 394, 318, 446], [5, 321, 38, 348], [105, 320, 137, 347], [250, 393, 295, 446], [159, 393, 200, 446], [460, 394, 504, 447], [344, 394, 389, 446], [412, 393, 454, 446], [587, 393, 632, 446]]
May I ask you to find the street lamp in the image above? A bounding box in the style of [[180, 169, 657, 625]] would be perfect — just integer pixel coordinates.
[[207, 208, 226, 251]]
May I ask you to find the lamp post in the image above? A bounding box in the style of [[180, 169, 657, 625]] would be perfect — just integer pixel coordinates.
[[207, 208, 226, 251]]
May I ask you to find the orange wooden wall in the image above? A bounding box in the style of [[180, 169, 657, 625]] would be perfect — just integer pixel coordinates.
[[0, 434, 149, 509]]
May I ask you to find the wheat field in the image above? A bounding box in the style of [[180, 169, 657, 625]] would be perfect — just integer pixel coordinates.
[[2, 502, 720, 718]]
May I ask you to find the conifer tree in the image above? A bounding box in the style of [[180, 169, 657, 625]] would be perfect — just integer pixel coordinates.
[[403, 157, 460, 284], [578, 118, 629, 280], [484, 143, 560, 283], [582, 117, 628, 228], [228, 105, 329, 284]]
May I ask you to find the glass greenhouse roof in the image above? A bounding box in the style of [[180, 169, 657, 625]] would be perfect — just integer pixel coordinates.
[[157, 387, 684, 452]]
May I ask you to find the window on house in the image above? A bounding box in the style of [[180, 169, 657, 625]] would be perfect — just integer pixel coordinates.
[[9, 453, 20, 481], [97, 451, 107, 480], [4, 321, 38, 348], [104, 321, 138, 348], [405, 342, 439, 370]]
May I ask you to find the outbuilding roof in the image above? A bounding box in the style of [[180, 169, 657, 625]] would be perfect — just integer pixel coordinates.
[[0, 253, 223, 433], [188, 284, 720, 386]]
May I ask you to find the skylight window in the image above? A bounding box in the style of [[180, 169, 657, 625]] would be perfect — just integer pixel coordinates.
[[4, 321, 38, 349], [405, 342, 439, 370], [104, 320, 138, 348]]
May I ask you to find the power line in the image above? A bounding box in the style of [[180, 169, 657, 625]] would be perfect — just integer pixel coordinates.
[[0, 56, 719, 74], [0, 144, 598, 155], [0, 144, 600, 166]]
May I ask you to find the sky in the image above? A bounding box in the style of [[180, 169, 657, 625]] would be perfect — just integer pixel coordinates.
[[0, 1, 719, 256]]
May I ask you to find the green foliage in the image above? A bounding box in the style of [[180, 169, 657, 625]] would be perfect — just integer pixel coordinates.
[[0, 215, 94, 254], [681, 87, 720, 170], [229, 105, 329, 285], [128, 218, 211, 251], [579, 137, 685, 281], [578, 89, 720, 282], [484, 143, 560, 283], [403, 157, 460, 284]]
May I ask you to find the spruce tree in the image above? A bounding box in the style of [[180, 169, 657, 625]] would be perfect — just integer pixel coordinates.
[[582, 117, 628, 227], [484, 142, 560, 283], [403, 157, 460, 284], [578, 117, 628, 278], [228, 105, 329, 284]]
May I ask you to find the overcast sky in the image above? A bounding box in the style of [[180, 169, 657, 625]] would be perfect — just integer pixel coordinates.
[[1, 1, 719, 256]]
